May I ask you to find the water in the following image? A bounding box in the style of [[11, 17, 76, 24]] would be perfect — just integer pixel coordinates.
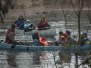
[[0, 21, 91, 68], [0, 50, 90, 68]]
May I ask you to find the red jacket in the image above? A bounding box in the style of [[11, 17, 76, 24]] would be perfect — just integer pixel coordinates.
[[39, 21, 46, 27], [5, 29, 15, 43]]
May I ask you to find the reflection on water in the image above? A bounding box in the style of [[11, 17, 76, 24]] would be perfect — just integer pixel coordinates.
[[0, 50, 90, 68], [7, 53, 17, 67], [0, 50, 60, 68], [0, 21, 91, 68]]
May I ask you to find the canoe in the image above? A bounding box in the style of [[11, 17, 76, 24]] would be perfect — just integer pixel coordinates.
[[15, 27, 56, 37], [0, 43, 91, 52]]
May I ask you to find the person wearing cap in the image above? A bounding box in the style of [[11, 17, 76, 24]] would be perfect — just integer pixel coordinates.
[[66, 30, 71, 36], [24, 20, 36, 31], [38, 15, 50, 29], [54, 30, 71, 46], [5, 24, 21, 45], [24, 20, 31, 30], [66, 30, 72, 41], [80, 31, 90, 46], [16, 15, 24, 30]]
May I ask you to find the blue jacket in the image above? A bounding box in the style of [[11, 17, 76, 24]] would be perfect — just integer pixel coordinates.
[[32, 34, 39, 40], [16, 20, 24, 29]]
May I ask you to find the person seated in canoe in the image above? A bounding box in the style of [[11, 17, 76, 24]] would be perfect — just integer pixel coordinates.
[[80, 31, 90, 46], [24, 20, 35, 31], [37, 15, 50, 29], [38, 37, 49, 46], [32, 31, 39, 46], [32, 31, 49, 46], [65, 30, 73, 43], [60, 32, 68, 45], [54, 30, 72, 46], [66, 30, 71, 39], [5, 24, 21, 46], [15, 15, 25, 30], [54, 31, 64, 46]]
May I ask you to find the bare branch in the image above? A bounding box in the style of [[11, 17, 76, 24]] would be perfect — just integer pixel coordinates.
[[70, 0, 78, 15]]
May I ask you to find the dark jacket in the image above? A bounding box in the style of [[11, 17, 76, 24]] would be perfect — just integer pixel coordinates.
[[81, 37, 90, 45], [5, 28, 19, 44], [32, 33, 39, 40], [16, 15, 24, 30]]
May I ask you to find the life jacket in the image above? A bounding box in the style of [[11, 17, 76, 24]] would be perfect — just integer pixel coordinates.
[[5, 29, 15, 43], [63, 33, 68, 38], [39, 21, 46, 27], [24, 24, 31, 29], [60, 36, 67, 42], [38, 37, 49, 46], [59, 35, 67, 45]]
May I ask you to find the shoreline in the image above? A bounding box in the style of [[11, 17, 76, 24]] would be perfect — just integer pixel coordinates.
[[0, 6, 90, 28]]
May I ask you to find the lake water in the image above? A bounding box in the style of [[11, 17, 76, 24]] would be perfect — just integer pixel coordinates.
[[0, 21, 91, 68]]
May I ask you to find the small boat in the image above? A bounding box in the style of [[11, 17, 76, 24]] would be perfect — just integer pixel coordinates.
[[15, 27, 56, 37], [0, 42, 91, 52]]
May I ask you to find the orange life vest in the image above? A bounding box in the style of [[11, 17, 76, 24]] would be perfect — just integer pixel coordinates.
[[38, 37, 49, 46], [5, 29, 15, 43], [60, 36, 67, 42]]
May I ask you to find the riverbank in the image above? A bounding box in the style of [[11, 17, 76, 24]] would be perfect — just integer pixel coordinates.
[[0, 6, 90, 28]]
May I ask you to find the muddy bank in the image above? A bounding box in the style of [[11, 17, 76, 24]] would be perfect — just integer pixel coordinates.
[[0, 6, 89, 28]]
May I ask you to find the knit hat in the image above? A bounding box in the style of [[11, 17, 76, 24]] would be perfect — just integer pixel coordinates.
[[26, 20, 30, 23], [19, 15, 23, 17], [66, 30, 71, 36], [82, 31, 87, 37]]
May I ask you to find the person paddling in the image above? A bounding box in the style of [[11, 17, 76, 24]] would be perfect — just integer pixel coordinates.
[[32, 31, 49, 46], [54, 31, 64, 46], [38, 15, 50, 29], [32, 31, 40, 46], [5, 24, 21, 48], [80, 31, 90, 46], [15, 15, 24, 30], [55, 30, 71, 46]]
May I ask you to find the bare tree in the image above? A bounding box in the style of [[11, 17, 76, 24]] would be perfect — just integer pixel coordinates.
[[0, 0, 14, 24], [85, 0, 91, 33], [60, 0, 70, 30], [70, 0, 84, 68]]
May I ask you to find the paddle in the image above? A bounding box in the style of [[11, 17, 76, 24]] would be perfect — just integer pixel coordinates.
[[10, 41, 26, 49], [10, 44, 16, 49], [38, 27, 50, 30], [16, 23, 24, 29], [0, 40, 16, 49]]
